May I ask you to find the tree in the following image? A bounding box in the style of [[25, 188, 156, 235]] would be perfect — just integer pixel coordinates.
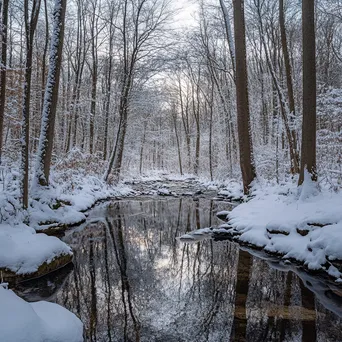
[[33, 0, 67, 188], [0, 0, 9, 162], [103, 0, 172, 182], [20, 0, 41, 208], [299, 0, 317, 185], [219, 0, 236, 80], [233, 0, 256, 194], [279, 0, 299, 174]]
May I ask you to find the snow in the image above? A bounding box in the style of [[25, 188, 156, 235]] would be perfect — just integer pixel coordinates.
[[218, 179, 342, 279], [179, 177, 342, 280], [0, 224, 72, 275], [0, 287, 83, 342]]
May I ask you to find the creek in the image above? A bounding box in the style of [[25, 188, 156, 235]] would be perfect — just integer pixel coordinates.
[[15, 192, 342, 341]]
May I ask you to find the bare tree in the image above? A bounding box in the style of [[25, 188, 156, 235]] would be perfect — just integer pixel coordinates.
[[104, 0, 172, 182]]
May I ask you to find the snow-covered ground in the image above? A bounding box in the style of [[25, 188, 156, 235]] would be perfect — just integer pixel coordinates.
[[0, 285, 83, 342], [181, 176, 342, 281]]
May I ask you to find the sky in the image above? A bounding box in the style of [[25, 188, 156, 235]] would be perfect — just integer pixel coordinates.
[[172, 0, 198, 28]]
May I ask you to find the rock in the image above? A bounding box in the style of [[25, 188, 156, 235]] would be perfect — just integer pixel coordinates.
[[297, 228, 310, 236], [266, 228, 290, 236], [1, 253, 73, 284], [216, 210, 230, 221]]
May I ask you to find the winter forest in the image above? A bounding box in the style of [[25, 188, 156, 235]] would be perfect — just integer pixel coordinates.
[[1, 0, 342, 341]]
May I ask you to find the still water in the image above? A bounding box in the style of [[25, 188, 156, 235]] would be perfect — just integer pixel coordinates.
[[17, 197, 342, 341]]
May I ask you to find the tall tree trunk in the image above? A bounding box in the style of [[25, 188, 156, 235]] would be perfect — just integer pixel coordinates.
[[41, 0, 49, 108], [89, 1, 98, 155], [0, 0, 8, 161], [233, 0, 256, 194], [139, 122, 146, 174], [279, 0, 295, 118], [33, 0, 66, 187], [299, 0, 317, 185], [219, 0, 236, 80], [172, 108, 183, 175], [193, 83, 200, 176], [279, 0, 299, 173], [103, 24, 114, 160], [20, 0, 41, 208], [178, 78, 191, 171], [208, 83, 214, 181]]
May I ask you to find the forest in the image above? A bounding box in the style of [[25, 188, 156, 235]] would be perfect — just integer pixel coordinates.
[[1, 0, 342, 341]]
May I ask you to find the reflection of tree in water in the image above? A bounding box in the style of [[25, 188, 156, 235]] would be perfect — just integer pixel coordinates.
[[55, 198, 342, 341], [106, 204, 141, 341]]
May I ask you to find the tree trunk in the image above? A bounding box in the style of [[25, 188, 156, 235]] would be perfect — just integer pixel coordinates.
[[279, 0, 299, 174], [172, 110, 183, 176], [103, 25, 114, 160], [139, 122, 147, 174], [0, 0, 9, 161], [20, 0, 41, 208], [219, 0, 236, 80], [233, 0, 256, 194], [33, 0, 66, 187], [299, 0, 317, 185]]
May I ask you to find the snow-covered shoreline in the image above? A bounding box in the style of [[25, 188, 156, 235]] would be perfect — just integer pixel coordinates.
[[181, 178, 342, 282], [219, 181, 342, 280]]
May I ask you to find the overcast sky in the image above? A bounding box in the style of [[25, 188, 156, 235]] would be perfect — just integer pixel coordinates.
[[172, 0, 198, 28]]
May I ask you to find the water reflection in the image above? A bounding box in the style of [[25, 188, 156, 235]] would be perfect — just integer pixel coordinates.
[[38, 198, 342, 341]]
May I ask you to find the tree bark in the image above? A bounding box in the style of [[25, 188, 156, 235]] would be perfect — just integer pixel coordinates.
[[33, 0, 66, 187], [233, 0, 256, 194], [0, 0, 8, 161], [279, 0, 299, 174], [219, 0, 236, 80], [20, 0, 41, 208], [299, 0, 317, 185]]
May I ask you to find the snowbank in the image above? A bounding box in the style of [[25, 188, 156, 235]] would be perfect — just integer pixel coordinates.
[[216, 179, 342, 279], [0, 286, 83, 342], [179, 178, 342, 280], [0, 224, 72, 277], [29, 174, 134, 232]]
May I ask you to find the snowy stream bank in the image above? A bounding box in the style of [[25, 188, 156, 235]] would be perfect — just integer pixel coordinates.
[[181, 179, 342, 282], [0, 172, 240, 341]]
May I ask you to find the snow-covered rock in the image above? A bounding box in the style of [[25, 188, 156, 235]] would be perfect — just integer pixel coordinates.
[[0, 224, 72, 278]]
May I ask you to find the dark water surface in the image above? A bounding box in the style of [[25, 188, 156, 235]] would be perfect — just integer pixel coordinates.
[[17, 197, 342, 341]]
